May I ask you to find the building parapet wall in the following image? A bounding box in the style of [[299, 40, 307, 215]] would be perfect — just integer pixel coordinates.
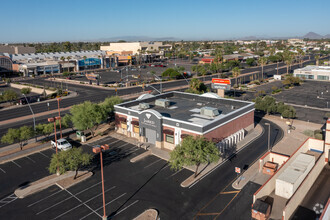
[[282, 153, 326, 220], [253, 138, 310, 203]]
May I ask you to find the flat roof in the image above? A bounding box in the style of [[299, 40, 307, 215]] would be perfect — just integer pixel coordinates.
[[116, 91, 254, 126]]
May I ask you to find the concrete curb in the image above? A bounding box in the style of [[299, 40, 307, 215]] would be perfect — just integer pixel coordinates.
[[133, 209, 158, 220], [14, 171, 92, 198], [130, 151, 151, 163]]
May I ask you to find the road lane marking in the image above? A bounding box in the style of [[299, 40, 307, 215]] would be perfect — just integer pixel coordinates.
[[80, 193, 127, 220], [113, 200, 139, 217], [0, 168, 6, 174], [26, 156, 36, 163], [11, 161, 21, 168], [144, 158, 163, 169], [214, 192, 240, 219], [39, 151, 50, 158], [52, 186, 116, 220]]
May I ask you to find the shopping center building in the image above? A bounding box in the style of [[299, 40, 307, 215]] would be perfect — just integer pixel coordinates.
[[114, 91, 255, 151], [294, 65, 330, 81]]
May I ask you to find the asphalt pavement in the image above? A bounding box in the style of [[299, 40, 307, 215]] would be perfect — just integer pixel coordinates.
[[0, 118, 283, 219]]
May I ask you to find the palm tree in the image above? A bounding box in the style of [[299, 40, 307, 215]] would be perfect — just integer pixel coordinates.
[[258, 57, 267, 81], [232, 67, 241, 97], [83, 56, 87, 71], [297, 48, 305, 67], [315, 55, 320, 66], [283, 50, 294, 74]]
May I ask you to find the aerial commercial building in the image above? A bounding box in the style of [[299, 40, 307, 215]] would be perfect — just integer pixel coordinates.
[[114, 91, 254, 151], [100, 42, 172, 55], [294, 66, 330, 81]]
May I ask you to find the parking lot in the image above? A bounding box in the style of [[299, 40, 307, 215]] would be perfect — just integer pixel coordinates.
[[0, 135, 193, 219], [70, 60, 194, 85]]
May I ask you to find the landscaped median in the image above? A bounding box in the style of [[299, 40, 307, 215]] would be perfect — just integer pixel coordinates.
[[14, 170, 92, 198]]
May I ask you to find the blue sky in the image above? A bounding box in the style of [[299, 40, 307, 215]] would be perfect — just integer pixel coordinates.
[[1, 0, 330, 42]]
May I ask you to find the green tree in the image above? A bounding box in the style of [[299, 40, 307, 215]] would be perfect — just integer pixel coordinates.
[[169, 136, 219, 178], [100, 96, 123, 117], [3, 90, 18, 102], [232, 67, 240, 97], [162, 68, 181, 79], [21, 87, 32, 95], [281, 106, 296, 119], [315, 55, 320, 66], [1, 126, 34, 150], [61, 114, 73, 130], [185, 78, 207, 94], [258, 57, 268, 80], [283, 50, 294, 74], [70, 101, 107, 137], [48, 148, 92, 179], [36, 123, 54, 139], [246, 58, 255, 67]]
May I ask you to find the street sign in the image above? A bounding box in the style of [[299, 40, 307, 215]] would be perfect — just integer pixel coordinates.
[[212, 84, 231, 90], [235, 167, 241, 173], [212, 78, 231, 85]]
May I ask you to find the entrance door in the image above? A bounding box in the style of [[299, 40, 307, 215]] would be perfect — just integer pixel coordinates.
[[145, 128, 156, 144]]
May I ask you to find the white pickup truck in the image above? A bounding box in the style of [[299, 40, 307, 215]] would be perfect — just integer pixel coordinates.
[[51, 138, 72, 151]]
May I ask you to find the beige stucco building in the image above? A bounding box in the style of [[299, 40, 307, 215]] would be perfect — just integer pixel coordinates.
[[100, 42, 172, 54]]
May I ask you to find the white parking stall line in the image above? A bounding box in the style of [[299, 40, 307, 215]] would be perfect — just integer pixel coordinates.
[[113, 200, 139, 217], [35, 182, 105, 214], [63, 188, 103, 218], [80, 193, 127, 220], [144, 158, 163, 169], [0, 168, 6, 174], [28, 188, 64, 207], [39, 151, 50, 158], [107, 138, 124, 145], [52, 186, 116, 220], [11, 161, 21, 168], [26, 156, 36, 163], [0, 193, 18, 208], [115, 142, 130, 149], [167, 168, 183, 179]]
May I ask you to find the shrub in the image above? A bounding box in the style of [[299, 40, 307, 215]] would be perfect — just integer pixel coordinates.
[[314, 133, 323, 140]]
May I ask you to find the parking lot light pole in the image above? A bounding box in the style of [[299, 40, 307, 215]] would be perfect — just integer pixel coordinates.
[[265, 123, 271, 151], [48, 116, 61, 175], [93, 144, 109, 220], [23, 94, 36, 140], [57, 98, 62, 138]]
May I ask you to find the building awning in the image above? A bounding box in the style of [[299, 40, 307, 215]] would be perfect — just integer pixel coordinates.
[[131, 121, 139, 125], [118, 117, 126, 122], [163, 129, 174, 135], [181, 134, 191, 139]]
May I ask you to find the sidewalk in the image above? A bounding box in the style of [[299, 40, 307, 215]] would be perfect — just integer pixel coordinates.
[[0, 128, 74, 164], [232, 115, 323, 190]]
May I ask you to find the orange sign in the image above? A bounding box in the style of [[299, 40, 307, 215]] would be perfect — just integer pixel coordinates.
[[212, 78, 231, 85], [235, 167, 241, 173]]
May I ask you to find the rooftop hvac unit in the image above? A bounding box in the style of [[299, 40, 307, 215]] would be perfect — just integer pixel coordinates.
[[139, 103, 150, 110], [200, 107, 219, 117], [155, 99, 170, 108]]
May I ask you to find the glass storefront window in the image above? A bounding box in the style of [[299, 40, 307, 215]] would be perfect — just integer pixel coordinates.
[[165, 134, 174, 144]]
